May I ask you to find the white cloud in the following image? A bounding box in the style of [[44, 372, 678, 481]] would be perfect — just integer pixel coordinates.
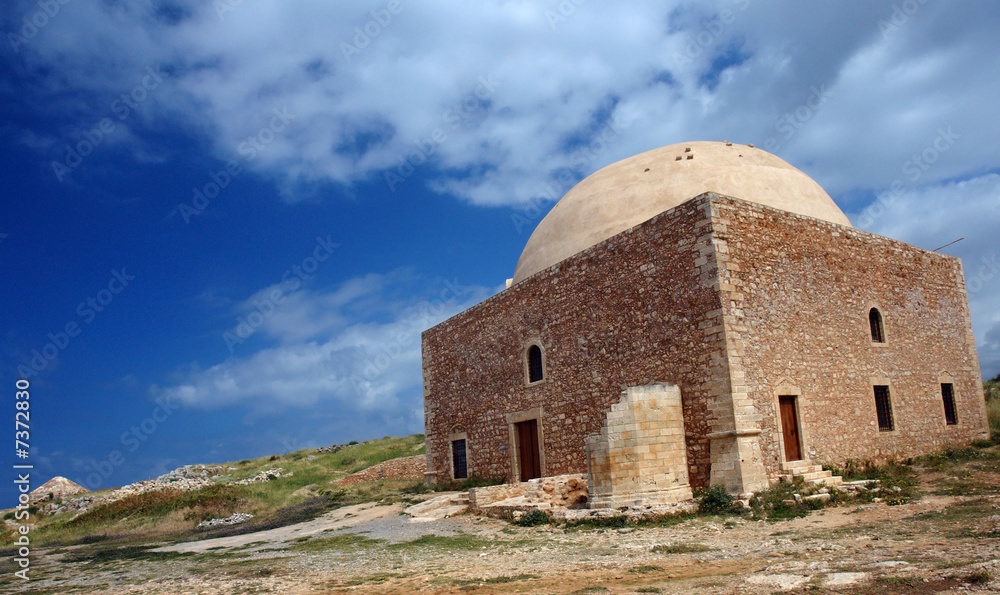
[[154, 272, 490, 415], [10, 0, 1000, 379], [11, 1, 998, 208]]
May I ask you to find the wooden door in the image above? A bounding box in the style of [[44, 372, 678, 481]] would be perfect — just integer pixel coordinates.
[[779, 396, 802, 462], [515, 419, 541, 481]]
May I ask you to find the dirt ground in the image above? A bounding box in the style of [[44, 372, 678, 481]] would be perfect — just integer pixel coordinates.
[[6, 469, 1000, 594]]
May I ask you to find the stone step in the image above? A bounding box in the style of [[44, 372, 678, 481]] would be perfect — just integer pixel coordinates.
[[783, 463, 823, 475], [810, 474, 843, 487], [781, 459, 813, 471], [799, 470, 831, 482]]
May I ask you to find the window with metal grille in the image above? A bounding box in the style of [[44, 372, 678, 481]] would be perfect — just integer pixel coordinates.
[[869, 308, 885, 343], [874, 385, 894, 431], [451, 439, 468, 479], [941, 383, 958, 425], [527, 345, 544, 383]]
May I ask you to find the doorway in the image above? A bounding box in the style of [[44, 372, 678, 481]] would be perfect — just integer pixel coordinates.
[[515, 419, 541, 481], [779, 395, 803, 462]]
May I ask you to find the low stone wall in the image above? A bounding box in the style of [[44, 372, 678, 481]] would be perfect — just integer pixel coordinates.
[[336, 455, 427, 487], [470, 473, 588, 512]]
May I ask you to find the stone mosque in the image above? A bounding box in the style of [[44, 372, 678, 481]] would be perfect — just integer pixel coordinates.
[[421, 141, 988, 505]]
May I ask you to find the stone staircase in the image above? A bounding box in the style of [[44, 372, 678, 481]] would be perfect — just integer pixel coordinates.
[[782, 460, 842, 487]]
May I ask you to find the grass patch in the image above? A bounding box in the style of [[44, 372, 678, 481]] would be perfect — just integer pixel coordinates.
[[652, 543, 713, 554], [629, 564, 663, 573], [389, 533, 490, 551], [559, 511, 696, 531], [286, 533, 383, 552], [62, 544, 194, 564], [452, 574, 539, 586]]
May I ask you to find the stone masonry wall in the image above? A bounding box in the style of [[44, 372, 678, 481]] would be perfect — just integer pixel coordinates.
[[422, 192, 988, 492], [712, 196, 988, 478], [422, 198, 729, 487], [336, 455, 427, 487], [585, 384, 693, 508]]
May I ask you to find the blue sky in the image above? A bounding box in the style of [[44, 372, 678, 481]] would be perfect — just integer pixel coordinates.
[[2, 1, 999, 506]]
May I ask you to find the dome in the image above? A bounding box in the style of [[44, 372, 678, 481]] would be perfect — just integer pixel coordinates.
[[512, 141, 851, 284]]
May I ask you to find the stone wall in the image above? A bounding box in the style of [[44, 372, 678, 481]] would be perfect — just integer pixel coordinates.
[[711, 196, 989, 475], [422, 197, 727, 487], [468, 474, 587, 510], [422, 192, 988, 492], [336, 455, 427, 487], [585, 385, 693, 508]]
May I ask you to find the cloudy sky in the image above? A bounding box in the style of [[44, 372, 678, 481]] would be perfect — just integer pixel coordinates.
[[2, 0, 998, 503]]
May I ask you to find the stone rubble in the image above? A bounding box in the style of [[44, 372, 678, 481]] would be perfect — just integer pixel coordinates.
[[196, 512, 254, 528], [38, 464, 291, 516]]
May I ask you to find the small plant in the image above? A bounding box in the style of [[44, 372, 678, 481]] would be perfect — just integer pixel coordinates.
[[967, 569, 992, 584], [652, 543, 712, 554], [516, 509, 550, 527], [696, 484, 734, 514], [628, 564, 662, 573]]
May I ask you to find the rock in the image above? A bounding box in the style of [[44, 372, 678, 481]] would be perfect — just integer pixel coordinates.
[[197, 513, 254, 528], [233, 468, 292, 485], [805, 493, 830, 503], [746, 573, 809, 590], [825, 572, 868, 586]]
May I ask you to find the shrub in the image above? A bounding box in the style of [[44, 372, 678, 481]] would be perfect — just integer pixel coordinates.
[[696, 484, 734, 514], [516, 510, 551, 527]]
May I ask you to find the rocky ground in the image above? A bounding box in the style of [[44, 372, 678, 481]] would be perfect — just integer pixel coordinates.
[[3, 461, 999, 595]]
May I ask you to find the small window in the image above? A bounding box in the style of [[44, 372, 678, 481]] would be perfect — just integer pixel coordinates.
[[451, 439, 468, 479], [941, 383, 958, 425], [869, 308, 885, 343], [874, 385, 894, 431], [527, 345, 544, 383]]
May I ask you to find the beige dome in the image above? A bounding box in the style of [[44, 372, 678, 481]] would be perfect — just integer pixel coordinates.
[[512, 141, 851, 284]]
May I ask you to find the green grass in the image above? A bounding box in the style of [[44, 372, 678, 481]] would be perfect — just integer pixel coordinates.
[[629, 564, 663, 573], [6, 434, 428, 548], [652, 543, 713, 554], [389, 533, 491, 551], [286, 532, 383, 552]]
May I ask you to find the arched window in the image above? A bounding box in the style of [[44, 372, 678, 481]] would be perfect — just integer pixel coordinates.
[[869, 308, 885, 343], [527, 344, 544, 383]]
